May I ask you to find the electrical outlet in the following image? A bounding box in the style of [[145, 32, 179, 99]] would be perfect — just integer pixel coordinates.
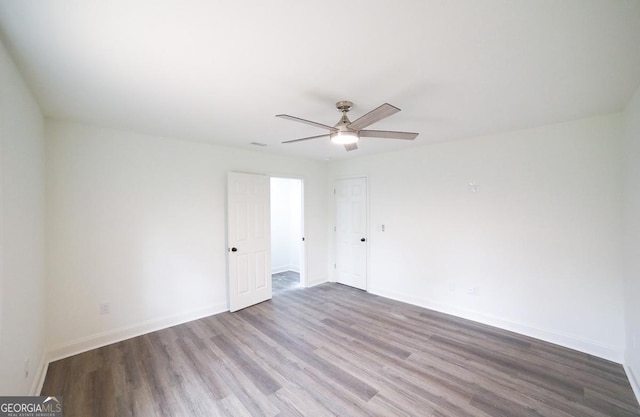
[[24, 359, 29, 379], [467, 287, 480, 296], [99, 303, 110, 315]]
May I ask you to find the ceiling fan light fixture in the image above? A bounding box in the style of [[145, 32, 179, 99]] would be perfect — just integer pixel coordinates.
[[331, 131, 359, 145]]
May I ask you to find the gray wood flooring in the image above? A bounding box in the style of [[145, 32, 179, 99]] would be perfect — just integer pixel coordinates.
[[41, 283, 640, 416], [272, 271, 301, 294]]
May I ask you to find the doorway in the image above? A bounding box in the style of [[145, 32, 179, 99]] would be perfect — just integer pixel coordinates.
[[270, 177, 304, 294]]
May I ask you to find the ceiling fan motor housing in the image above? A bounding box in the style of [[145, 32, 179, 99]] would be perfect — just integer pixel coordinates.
[[335, 100, 353, 113]]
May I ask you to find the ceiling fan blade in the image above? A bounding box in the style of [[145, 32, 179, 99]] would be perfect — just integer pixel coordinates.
[[359, 130, 418, 140], [282, 133, 330, 144], [347, 103, 400, 131], [344, 143, 358, 151], [276, 114, 337, 131]]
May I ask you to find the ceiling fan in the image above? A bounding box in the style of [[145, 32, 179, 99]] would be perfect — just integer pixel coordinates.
[[276, 100, 418, 151]]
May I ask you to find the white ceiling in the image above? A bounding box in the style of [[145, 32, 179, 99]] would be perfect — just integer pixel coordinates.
[[1, 1, 640, 160]]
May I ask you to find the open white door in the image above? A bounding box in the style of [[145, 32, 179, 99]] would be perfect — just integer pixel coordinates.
[[335, 177, 368, 290], [228, 172, 272, 312]]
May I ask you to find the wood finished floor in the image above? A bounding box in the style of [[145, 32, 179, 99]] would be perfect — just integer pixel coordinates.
[[41, 283, 640, 417], [272, 271, 301, 294]]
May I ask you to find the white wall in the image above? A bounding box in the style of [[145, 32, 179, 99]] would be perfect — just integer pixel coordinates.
[[45, 121, 327, 359], [0, 40, 46, 394], [623, 85, 640, 397], [328, 114, 625, 361], [271, 178, 302, 274]]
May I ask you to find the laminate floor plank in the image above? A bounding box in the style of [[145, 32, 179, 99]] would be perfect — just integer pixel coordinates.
[[421, 338, 599, 416], [203, 339, 281, 417], [240, 331, 376, 417], [172, 337, 230, 400], [116, 385, 160, 417], [270, 386, 334, 417], [217, 395, 253, 417], [211, 334, 282, 396], [413, 344, 613, 417], [41, 283, 640, 416], [238, 309, 380, 402]]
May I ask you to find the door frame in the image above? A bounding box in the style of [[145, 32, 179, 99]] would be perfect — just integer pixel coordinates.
[[332, 175, 369, 290]]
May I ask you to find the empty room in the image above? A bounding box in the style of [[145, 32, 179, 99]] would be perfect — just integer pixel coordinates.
[[1, 1, 640, 416]]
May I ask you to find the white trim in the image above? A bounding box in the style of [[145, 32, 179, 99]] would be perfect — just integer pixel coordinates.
[[306, 278, 329, 288], [369, 285, 624, 363], [30, 351, 47, 396], [271, 265, 301, 274], [46, 303, 227, 363], [625, 363, 640, 405]]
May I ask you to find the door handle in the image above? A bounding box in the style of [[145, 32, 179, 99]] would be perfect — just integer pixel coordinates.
[[360, 238, 366, 242], [230, 247, 238, 252]]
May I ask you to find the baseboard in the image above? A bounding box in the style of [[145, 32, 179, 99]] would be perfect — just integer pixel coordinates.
[[30, 351, 48, 396], [369, 285, 624, 363], [306, 278, 329, 288], [272, 265, 301, 274], [625, 364, 640, 405], [46, 303, 227, 363]]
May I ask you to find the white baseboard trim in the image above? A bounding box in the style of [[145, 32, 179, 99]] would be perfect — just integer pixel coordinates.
[[625, 364, 640, 406], [369, 285, 624, 363], [305, 278, 329, 288], [272, 265, 301, 274], [46, 303, 227, 364], [30, 351, 48, 396]]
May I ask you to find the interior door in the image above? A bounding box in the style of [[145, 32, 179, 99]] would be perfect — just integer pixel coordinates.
[[227, 172, 271, 312], [335, 177, 368, 290]]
